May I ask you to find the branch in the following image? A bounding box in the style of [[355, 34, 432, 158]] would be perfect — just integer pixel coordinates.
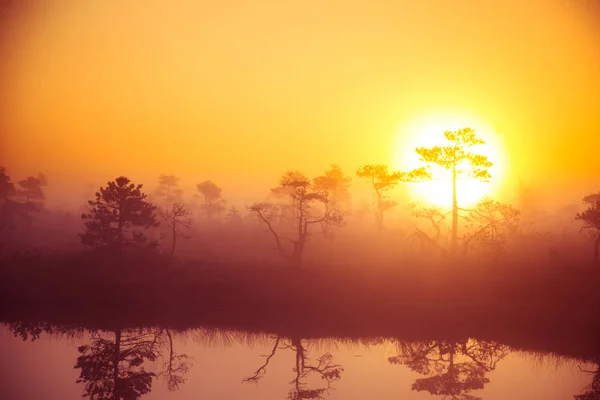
[[408, 224, 448, 255], [462, 214, 516, 256], [248, 205, 294, 259], [578, 365, 598, 374], [242, 336, 281, 383], [579, 226, 595, 233]]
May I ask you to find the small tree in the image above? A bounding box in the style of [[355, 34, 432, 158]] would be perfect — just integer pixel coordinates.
[[0, 167, 15, 201], [313, 164, 352, 212], [0, 167, 35, 245], [269, 183, 298, 227], [160, 202, 193, 257], [196, 180, 223, 220], [462, 198, 521, 257], [216, 199, 227, 222], [225, 206, 242, 224], [414, 127, 493, 253], [249, 170, 344, 265], [154, 175, 184, 211], [356, 164, 404, 233], [576, 192, 600, 264], [17, 173, 47, 207], [406, 202, 450, 256], [81, 176, 158, 252]]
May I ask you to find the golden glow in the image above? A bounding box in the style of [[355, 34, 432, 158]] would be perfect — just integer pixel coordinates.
[[0, 1, 599, 208], [394, 112, 506, 208]]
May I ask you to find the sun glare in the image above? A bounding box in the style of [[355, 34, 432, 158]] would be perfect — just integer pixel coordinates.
[[394, 112, 506, 209]]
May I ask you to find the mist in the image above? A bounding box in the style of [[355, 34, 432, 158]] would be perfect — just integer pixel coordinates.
[[2, 1, 600, 399]]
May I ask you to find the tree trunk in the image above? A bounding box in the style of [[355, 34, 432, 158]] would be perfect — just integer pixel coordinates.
[[293, 200, 305, 266], [376, 189, 383, 233], [451, 160, 458, 254], [595, 234, 600, 265], [117, 203, 124, 254], [293, 226, 307, 267], [112, 329, 121, 400], [170, 226, 177, 257]]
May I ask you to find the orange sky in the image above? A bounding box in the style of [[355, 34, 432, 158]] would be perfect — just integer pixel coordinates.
[[1, 0, 599, 208]]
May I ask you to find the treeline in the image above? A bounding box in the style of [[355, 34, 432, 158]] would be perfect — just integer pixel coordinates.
[[1, 127, 599, 265]]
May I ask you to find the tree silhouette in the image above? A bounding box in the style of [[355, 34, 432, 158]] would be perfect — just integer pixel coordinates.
[[243, 335, 343, 400], [75, 329, 156, 400], [0, 166, 15, 200], [159, 202, 192, 257], [356, 164, 404, 233], [0, 166, 37, 246], [268, 182, 297, 228], [575, 364, 600, 400], [75, 328, 191, 400], [225, 206, 242, 224], [462, 198, 521, 257], [9, 322, 190, 400], [406, 202, 450, 255], [159, 329, 191, 391], [576, 193, 600, 264], [313, 164, 352, 213], [216, 199, 228, 222], [16, 173, 47, 209], [0, 166, 18, 240], [9, 320, 84, 342], [389, 339, 509, 400], [249, 169, 344, 264], [196, 180, 223, 220], [413, 128, 493, 254], [154, 175, 183, 211], [80, 177, 158, 252]]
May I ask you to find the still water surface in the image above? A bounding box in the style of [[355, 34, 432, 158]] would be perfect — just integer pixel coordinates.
[[1, 324, 596, 399]]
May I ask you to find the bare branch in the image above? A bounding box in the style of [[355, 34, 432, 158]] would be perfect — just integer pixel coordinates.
[[242, 336, 281, 384]]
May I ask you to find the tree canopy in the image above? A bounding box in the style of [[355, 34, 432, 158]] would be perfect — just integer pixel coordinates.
[[81, 176, 158, 251], [413, 127, 493, 253]]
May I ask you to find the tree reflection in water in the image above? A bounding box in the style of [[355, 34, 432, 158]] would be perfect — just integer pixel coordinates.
[[8, 322, 600, 399], [9, 322, 191, 400], [576, 363, 600, 400], [243, 335, 343, 400], [388, 339, 509, 400]]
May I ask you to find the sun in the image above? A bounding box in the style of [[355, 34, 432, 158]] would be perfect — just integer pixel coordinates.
[[394, 111, 506, 208]]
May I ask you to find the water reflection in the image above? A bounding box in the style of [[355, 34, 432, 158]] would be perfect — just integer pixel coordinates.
[[4, 321, 598, 399], [243, 335, 343, 399], [388, 339, 509, 400], [576, 363, 600, 400], [9, 323, 190, 399]]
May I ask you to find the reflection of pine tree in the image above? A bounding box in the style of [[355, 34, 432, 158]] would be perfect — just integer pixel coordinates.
[[389, 339, 509, 400], [75, 330, 157, 399], [243, 335, 343, 400], [75, 328, 190, 400], [9, 322, 191, 400]]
